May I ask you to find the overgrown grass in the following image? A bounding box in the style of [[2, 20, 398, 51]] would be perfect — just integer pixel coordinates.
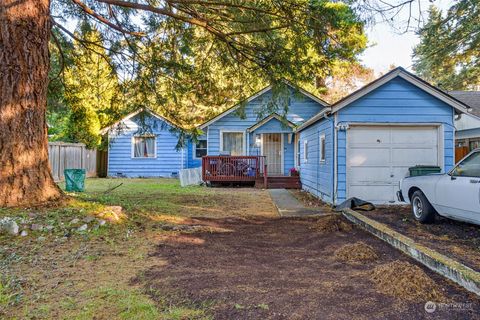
[[70, 178, 209, 214], [0, 178, 272, 319]]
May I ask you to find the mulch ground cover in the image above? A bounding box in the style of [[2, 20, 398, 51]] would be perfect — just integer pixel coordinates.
[[140, 216, 480, 320], [362, 206, 480, 272]]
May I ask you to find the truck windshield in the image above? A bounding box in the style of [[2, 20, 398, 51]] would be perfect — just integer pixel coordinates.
[[451, 152, 480, 178]]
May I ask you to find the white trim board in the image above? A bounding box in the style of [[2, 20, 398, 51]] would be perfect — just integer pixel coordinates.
[[247, 113, 296, 132]]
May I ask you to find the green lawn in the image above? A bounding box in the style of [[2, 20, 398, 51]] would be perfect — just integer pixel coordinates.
[[0, 178, 275, 319]]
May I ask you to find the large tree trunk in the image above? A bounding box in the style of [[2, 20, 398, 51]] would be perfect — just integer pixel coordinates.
[[0, 0, 62, 206]]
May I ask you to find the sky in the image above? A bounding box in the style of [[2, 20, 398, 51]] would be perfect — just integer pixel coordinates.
[[361, 26, 420, 75], [360, 0, 453, 76]]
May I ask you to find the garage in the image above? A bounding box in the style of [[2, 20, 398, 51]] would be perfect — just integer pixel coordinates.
[[346, 125, 441, 204], [297, 67, 470, 205]]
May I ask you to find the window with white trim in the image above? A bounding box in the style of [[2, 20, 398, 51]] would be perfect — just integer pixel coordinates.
[[194, 139, 207, 158], [303, 140, 308, 163], [319, 134, 326, 163], [221, 131, 244, 155], [132, 135, 156, 158]]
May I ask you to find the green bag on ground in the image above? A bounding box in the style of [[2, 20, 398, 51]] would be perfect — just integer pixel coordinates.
[[64, 169, 86, 192]]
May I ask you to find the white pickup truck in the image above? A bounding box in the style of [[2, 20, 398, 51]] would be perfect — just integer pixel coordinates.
[[398, 149, 480, 225]]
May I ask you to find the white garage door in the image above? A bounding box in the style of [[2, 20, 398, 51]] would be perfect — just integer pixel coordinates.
[[347, 125, 440, 204]]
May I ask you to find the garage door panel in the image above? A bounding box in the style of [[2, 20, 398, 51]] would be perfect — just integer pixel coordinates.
[[348, 127, 390, 145], [392, 166, 411, 180], [348, 167, 391, 183], [390, 127, 437, 144], [391, 148, 437, 166], [347, 126, 440, 204], [348, 185, 395, 202], [348, 148, 390, 166]]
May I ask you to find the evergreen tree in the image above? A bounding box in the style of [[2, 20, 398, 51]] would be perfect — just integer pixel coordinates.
[[413, 2, 480, 90], [63, 22, 121, 148]]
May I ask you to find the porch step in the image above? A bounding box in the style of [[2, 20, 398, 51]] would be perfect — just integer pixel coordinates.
[[255, 176, 301, 189]]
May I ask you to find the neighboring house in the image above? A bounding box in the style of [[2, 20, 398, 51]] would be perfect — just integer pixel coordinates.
[[450, 91, 480, 151], [102, 108, 186, 178], [296, 67, 470, 205], [103, 84, 328, 177]]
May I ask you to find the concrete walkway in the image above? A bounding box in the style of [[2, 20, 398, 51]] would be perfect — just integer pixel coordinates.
[[269, 189, 330, 217]]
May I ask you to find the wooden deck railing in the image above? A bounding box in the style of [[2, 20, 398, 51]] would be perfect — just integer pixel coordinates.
[[202, 156, 267, 184]]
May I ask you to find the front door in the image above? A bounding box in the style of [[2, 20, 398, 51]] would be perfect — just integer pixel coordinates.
[[262, 133, 283, 175]]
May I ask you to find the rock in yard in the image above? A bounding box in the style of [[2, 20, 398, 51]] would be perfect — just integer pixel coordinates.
[[0, 218, 19, 235], [97, 219, 107, 226], [70, 218, 80, 225], [83, 216, 95, 223], [45, 225, 54, 231], [20, 230, 28, 237], [99, 206, 125, 222], [77, 224, 88, 232], [28, 212, 38, 219], [30, 224, 43, 231], [37, 236, 46, 242]]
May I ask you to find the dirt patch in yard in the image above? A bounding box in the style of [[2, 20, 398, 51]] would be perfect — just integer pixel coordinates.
[[141, 216, 480, 320], [313, 214, 354, 233], [371, 260, 445, 302], [335, 241, 378, 264], [362, 206, 480, 271], [289, 189, 334, 211]]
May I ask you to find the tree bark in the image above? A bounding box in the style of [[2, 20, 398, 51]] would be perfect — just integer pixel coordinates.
[[0, 0, 62, 206]]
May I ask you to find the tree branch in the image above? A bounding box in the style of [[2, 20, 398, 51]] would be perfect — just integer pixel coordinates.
[[71, 0, 145, 36]]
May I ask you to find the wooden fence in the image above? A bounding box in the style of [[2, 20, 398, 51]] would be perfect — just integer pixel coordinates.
[[48, 142, 97, 182], [455, 146, 470, 164]]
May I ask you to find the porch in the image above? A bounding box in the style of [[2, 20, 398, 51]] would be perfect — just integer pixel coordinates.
[[201, 155, 300, 189]]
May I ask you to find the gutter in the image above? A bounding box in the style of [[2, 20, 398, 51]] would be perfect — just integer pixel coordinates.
[[295, 107, 332, 133]]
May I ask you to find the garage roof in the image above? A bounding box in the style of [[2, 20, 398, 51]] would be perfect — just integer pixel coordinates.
[[296, 67, 472, 132]]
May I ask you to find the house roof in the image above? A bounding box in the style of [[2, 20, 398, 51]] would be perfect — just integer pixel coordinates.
[[296, 67, 471, 132], [100, 108, 180, 134], [449, 91, 480, 117], [246, 113, 296, 132], [199, 81, 329, 129]]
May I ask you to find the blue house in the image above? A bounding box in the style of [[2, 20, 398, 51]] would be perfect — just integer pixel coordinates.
[[103, 108, 186, 178], [190, 83, 328, 175], [103, 83, 328, 178], [296, 67, 469, 205]]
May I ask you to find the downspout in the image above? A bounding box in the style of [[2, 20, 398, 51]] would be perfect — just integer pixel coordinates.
[[333, 113, 338, 206]]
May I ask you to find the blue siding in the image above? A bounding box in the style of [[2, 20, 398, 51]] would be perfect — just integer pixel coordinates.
[[108, 113, 184, 177], [251, 117, 293, 134], [188, 88, 326, 174], [299, 117, 334, 203], [186, 133, 206, 168], [335, 77, 455, 203]]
